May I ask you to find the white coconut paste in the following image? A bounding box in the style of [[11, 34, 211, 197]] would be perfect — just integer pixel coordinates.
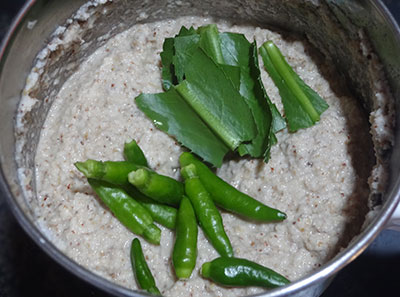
[[25, 16, 379, 296]]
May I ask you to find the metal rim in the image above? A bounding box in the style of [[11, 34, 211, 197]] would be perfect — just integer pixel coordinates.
[[0, 1, 144, 296], [0, 1, 399, 296]]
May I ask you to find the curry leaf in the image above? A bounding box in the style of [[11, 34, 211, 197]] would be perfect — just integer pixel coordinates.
[[160, 38, 176, 91], [259, 41, 328, 132], [140, 26, 328, 168], [219, 64, 241, 88], [172, 34, 201, 83], [135, 88, 229, 167], [172, 25, 242, 87], [178, 26, 197, 36], [198, 24, 225, 64], [218, 33, 284, 157], [161, 26, 199, 89], [175, 47, 257, 150], [237, 41, 273, 158]]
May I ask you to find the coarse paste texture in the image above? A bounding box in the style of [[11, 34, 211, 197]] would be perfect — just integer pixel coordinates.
[[29, 17, 375, 296]]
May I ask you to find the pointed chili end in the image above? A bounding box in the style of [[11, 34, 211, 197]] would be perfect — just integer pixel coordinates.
[[277, 211, 287, 221], [200, 262, 211, 278], [74, 162, 86, 174], [147, 287, 162, 296], [175, 267, 193, 279], [74, 159, 104, 179], [131, 238, 141, 249], [143, 224, 161, 245]]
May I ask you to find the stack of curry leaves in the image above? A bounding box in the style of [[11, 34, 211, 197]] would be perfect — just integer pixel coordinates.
[[75, 24, 330, 295], [136, 25, 329, 168]]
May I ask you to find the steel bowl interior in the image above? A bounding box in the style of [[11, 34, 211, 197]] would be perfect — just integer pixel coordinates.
[[1, 1, 399, 297]]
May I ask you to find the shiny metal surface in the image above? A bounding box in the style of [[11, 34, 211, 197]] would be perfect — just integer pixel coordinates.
[[0, 1, 399, 297]]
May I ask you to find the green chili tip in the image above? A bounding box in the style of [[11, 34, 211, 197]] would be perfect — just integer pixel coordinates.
[[201, 262, 212, 278], [124, 139, 148, 167], [175, 267, 194, 279], [180, 163, 198, 180], [129, 168, 149, 187], [75, 159, 105, 179], [276, 211, 286, 220], [143, 224, 162, 245]]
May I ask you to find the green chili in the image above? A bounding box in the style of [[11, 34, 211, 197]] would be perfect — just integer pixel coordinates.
[[125, 185, 177, 229], [131, 238, 161, 295], [201, 257, 290, 288], [139, 200, 177, 230], [75, 160, 141, 186], [173, 196, 198, 279], [128, 167, 184, 206], [124, 139, 148, 167], [88, 179, 161, 244], [179, 152, 286, 221], [181, 164, 233, 258]]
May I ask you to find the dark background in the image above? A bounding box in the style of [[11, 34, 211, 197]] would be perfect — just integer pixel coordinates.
[[1, 1, 400, 296]]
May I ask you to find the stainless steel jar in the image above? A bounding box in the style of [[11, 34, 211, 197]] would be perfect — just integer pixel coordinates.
[[1, 1, 399, 296]]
